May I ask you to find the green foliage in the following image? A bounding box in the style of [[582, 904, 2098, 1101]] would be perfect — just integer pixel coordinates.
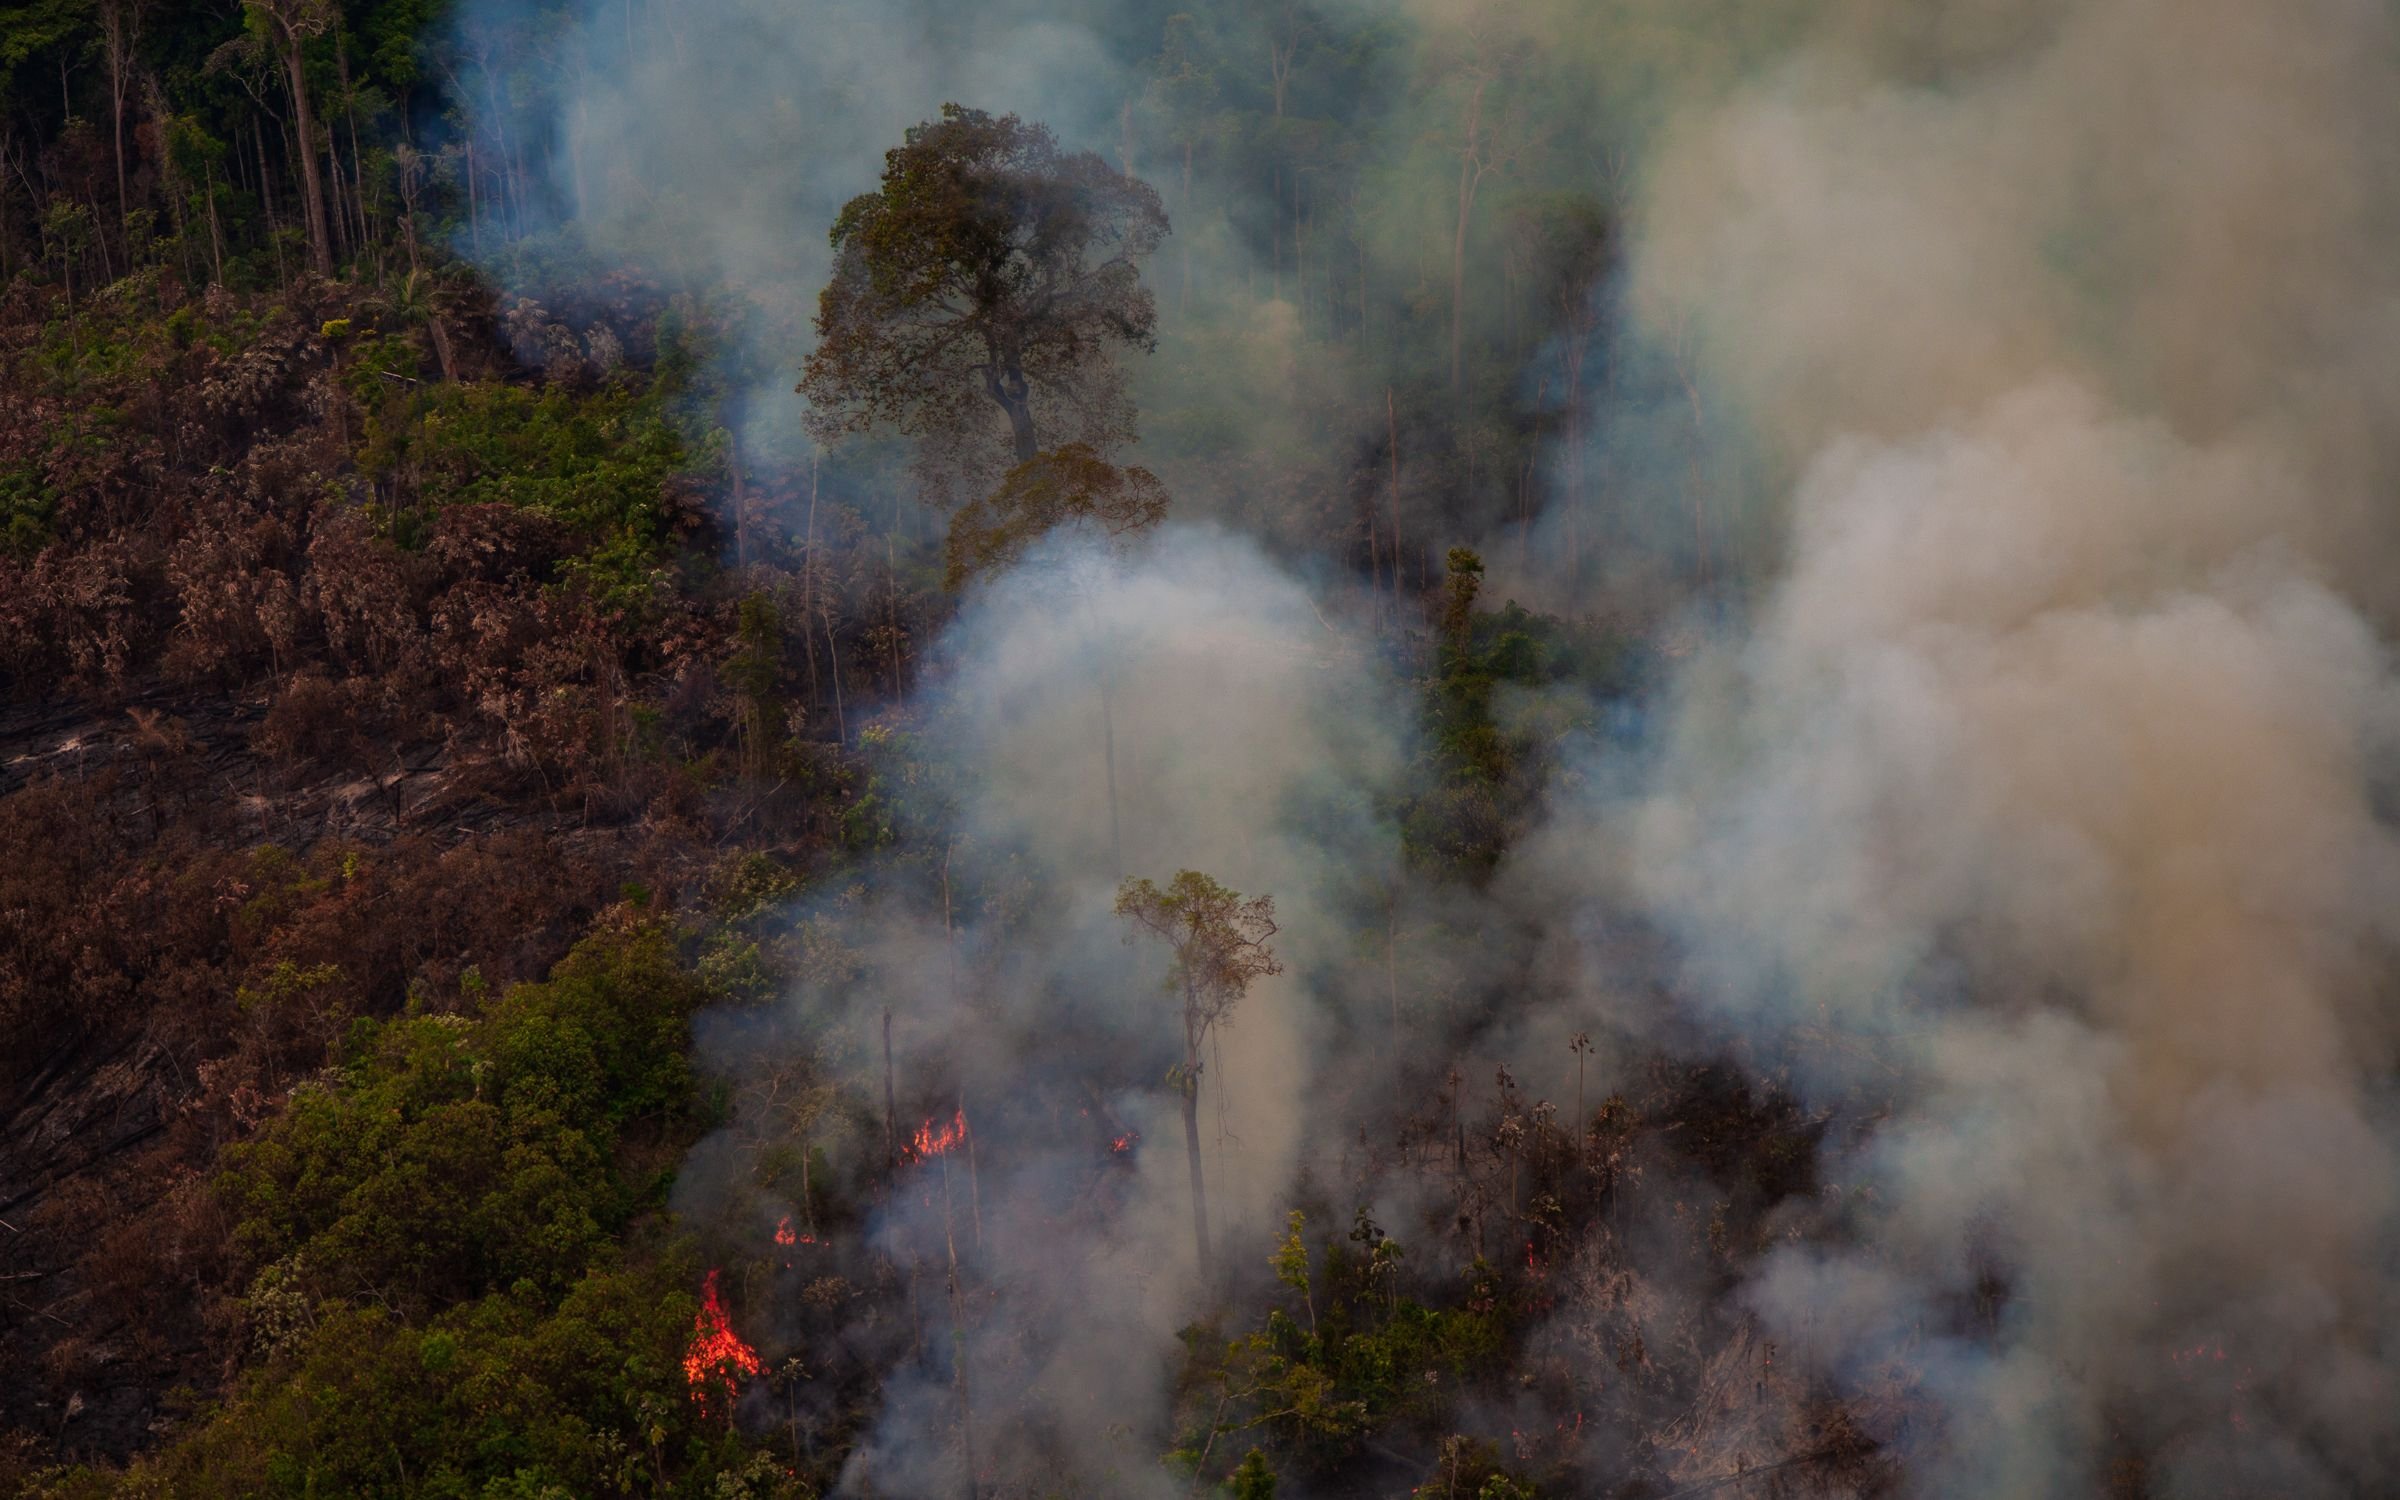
[[837, 721, 963, 855], [1401, 563, 1624, 882], [340, 330, 424, 405], [1174, 1221, 1515, 1486], [694, 852, 810, 1006], [121, 1255, 738, 1500], [1410, 1437, 1538, 1500], [0, 461, 57, 557], [216, 918, 706, 1313], [28, 915, 790, 1498], [1229, 1448, 1277, 1500], [725, 595, 784, 702], [706, 851, 804, 926], [802, 104, 1169, 484], [1438, 547, 1484, 653], [361, 380, 684, 604], [1116, 870, 1283, 1056], [1271, 1211, 1311, 1304], [942, 442, 1171, 590]]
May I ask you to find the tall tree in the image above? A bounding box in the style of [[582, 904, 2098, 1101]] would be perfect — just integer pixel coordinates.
[[245, 0, 334, 277], [1430, 5, 1535, 394], [1247, 0, 1306, 119], [98, 0, 143, 221], [799, 105, 1170, 502], [1115, 870, 1281, 1288]]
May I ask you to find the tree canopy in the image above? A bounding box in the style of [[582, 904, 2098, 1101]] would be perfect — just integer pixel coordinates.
[[1117, 868, 1281, 1285], [1115, 869, 1282, 1055], [799, 105, 1171, 501], [941, 440, 1170, 589]]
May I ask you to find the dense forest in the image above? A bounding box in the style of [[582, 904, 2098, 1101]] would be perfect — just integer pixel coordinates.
[[5, 0, 2400, 1497]]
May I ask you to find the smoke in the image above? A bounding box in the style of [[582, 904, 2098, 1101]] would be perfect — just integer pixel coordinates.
[[1589, 0, 2400, 1492], [450, 0, 1735, 550], [448, 0, 2400, 1491], [677, 526, 1411, 1496]]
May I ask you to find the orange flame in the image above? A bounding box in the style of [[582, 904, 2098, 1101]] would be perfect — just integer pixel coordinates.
[[683, 1269, 762, 1416], [774, 1215, 797, 1247], [1110, 1133, 1137, 1153], [907, 1108, 969, 1161]]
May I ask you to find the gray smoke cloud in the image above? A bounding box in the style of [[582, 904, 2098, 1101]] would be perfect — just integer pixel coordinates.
[[462, 0, 2400, 1491], [673, 525, 1413, 1496], [534, 0, 1140, 463], [1579, 0, 2400, 1492]]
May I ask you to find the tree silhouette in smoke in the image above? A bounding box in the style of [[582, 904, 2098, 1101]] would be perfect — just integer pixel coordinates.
[[1115, 869, 1281, 1289], [799, 104, 1171, 503]]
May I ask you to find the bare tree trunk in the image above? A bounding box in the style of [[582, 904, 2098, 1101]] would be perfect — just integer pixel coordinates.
[[1387, 388, 1403, 605], [325, 136, 349, 261], [1183, 1050, 1212, 1288], [1082, 595, 1125, 877], [103, 1, 133, 225], [802, 456, 822, 710], [1099, 670, 1123, 877], [255, 121, 287, 287], [1000, 388, 1036, 462], [940, 1149, 979, 1500], [824, 602, 847, 743], [884, 522, 904, 697], [280, 30, 334, 277], [0, 134, 16, 282], [731, 437, 748, 568], [426, 306, 458, 381], [964, 1103, 983, 1247], [882, 1009, 899, 1171], [204, 161, 224, 284], [89, 190, 115, 282], [337, 33, 371, 263]]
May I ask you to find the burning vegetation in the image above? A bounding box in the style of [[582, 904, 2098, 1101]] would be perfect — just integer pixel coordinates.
[[3, 0, 2398, 1496], [684, 1270, 765, 1419], [904, 1109, 969, 1163]]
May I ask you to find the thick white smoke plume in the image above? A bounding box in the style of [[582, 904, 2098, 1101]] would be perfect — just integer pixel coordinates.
[[1597, 0, 2400, 1492], [686, 528, 1409, 1497]]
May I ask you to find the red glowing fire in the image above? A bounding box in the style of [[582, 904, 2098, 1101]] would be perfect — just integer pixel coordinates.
[[683, 1269, 762, 1415], [907, 1108, 969, 1161], [1111, 1132, 1138, 1153], [773, 1214, 818, 1264]]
